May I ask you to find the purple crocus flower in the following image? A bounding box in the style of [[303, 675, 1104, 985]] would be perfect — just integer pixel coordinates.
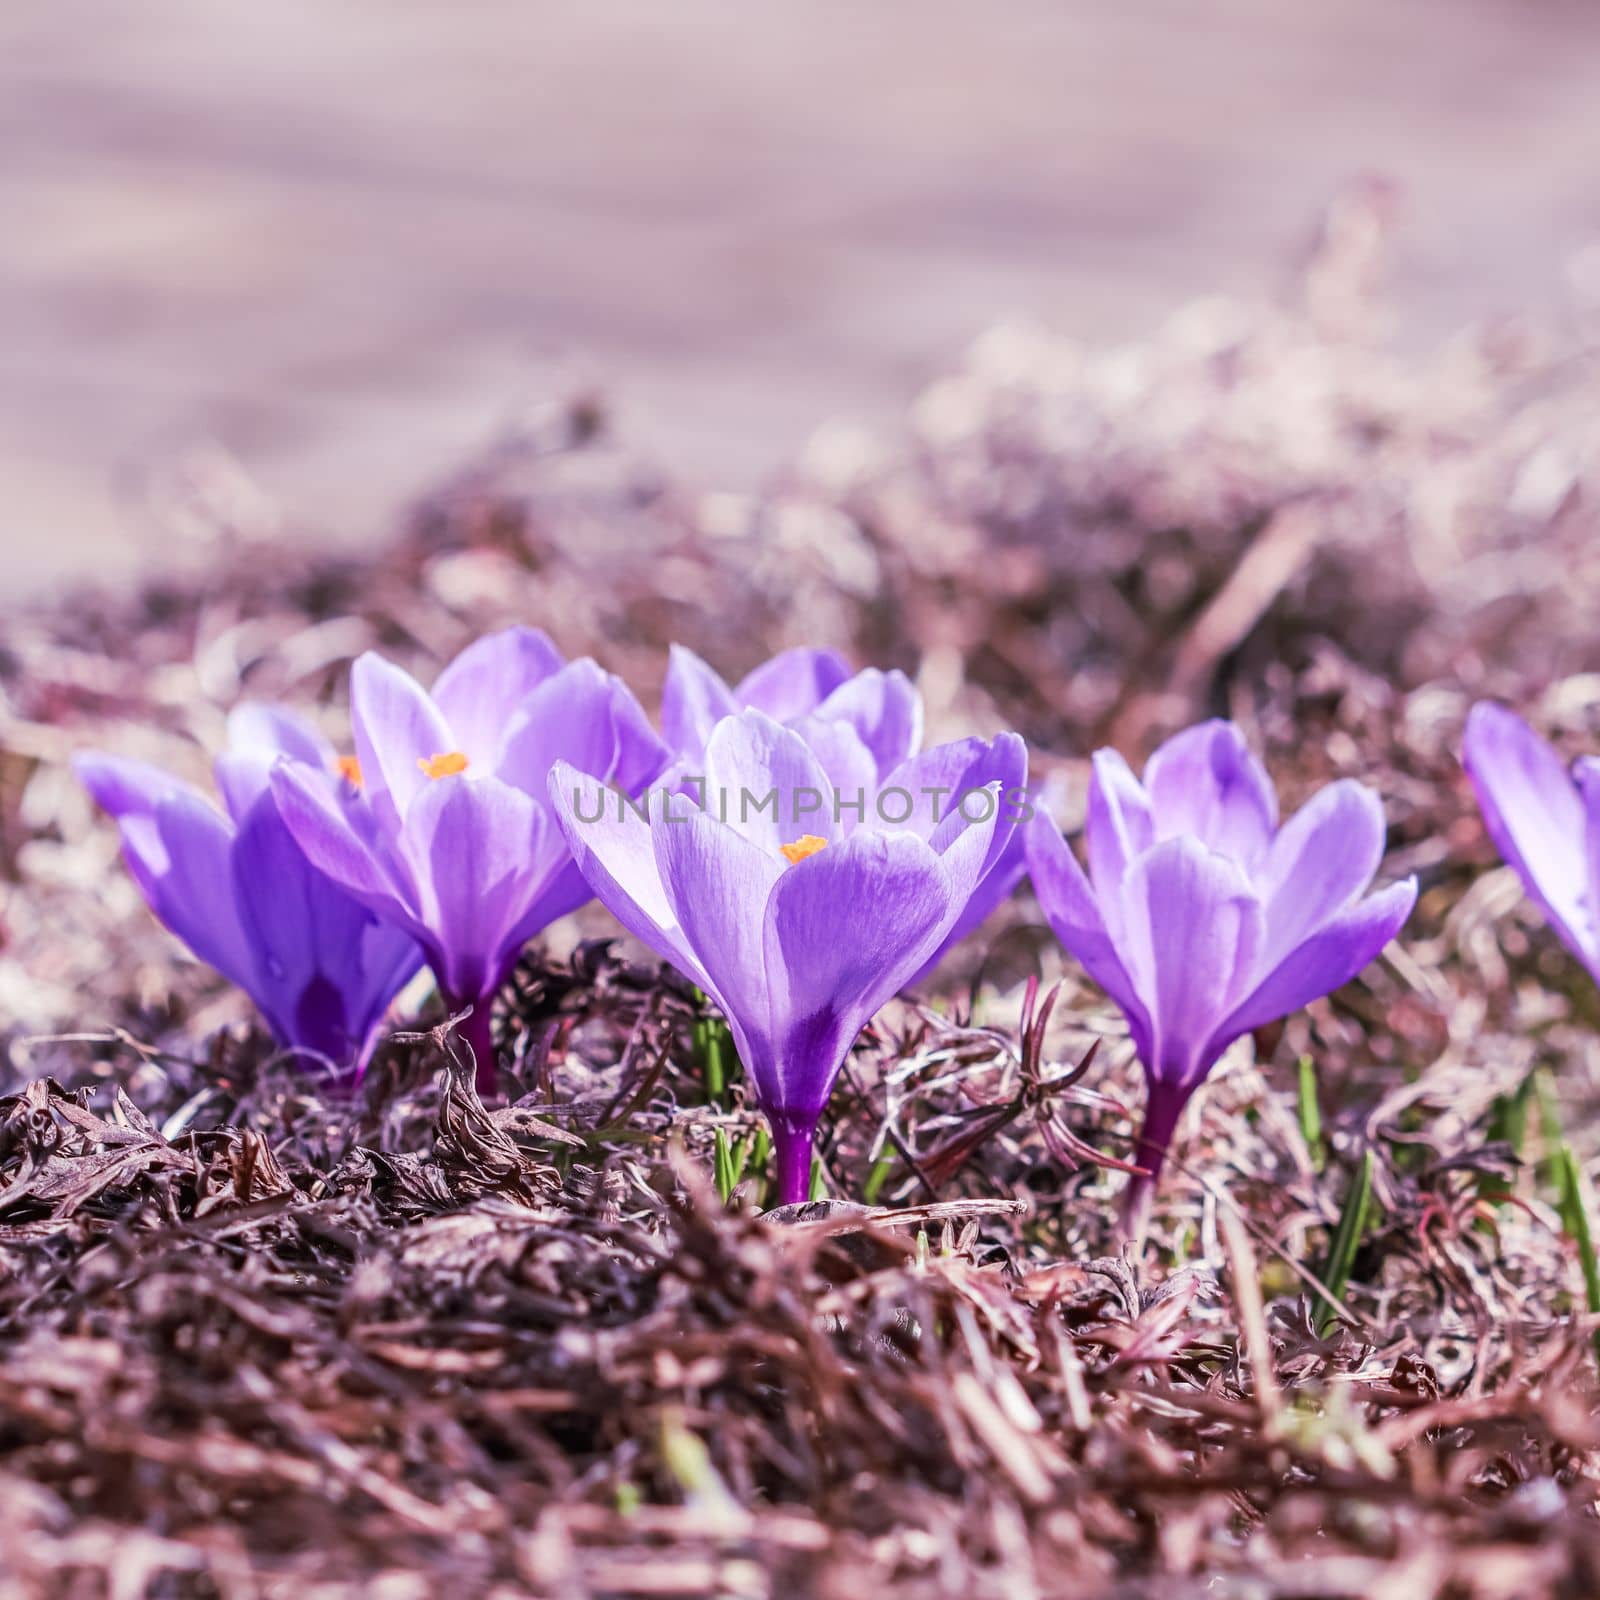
[[550, 707, 1026, 1203], [664, 644, 1028, 979], [75, 706, 423, 1080], [270, 628, 667, 1093], [1025, 719, 1416, 1232], [1463, 701, 1600, 981], [660, 645, 858, 766]]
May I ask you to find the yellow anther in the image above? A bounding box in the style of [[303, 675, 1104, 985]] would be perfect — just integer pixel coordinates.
[[418, 750, 470, 779], [335, 755, 364, 786], [780, 834, 829, 865]]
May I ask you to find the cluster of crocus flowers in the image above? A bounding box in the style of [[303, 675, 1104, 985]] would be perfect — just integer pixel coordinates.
[[78, 627, 1436, 1228], [75, 706, 424, 1083], [1026, 721, 1417, 1235], [551, 707, 1027, 1202]]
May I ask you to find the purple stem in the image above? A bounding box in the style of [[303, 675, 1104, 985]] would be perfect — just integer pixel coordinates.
[[769, 1113, 817, 1207], [454, 998, 499, 1097], [318, 1061, 366, 1102], [1121, 1079, 1190, 1245]]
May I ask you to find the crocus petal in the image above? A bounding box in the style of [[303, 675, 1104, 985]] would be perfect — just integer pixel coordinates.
[[907, 825, 1030, 985], [395, 775, 545, 1002], [876, 741, 986, 841], [359, 916, 429, 1021], [229, 796, 340, 1000], [811, 668, 923, 777], [348, 652, 457, 835], [926, 782, 1004, 915], [230, 793, 399, 1049], [883, 733, 1027, 849], [1143, 720, 1278, 869], [1463, 702, 1595, 965], [1215, 877, 1417, 1050], [1085, 750, 1155, 916], [654, 805, 784, 1059], [1256, 779, 1386, 968], [787, 719, 879, 832], [82, 747, 420, 1066], [143, 793, 260, 993], [75, 751, 192, 824], [701, 711, 840, 855], [431, 627, 566, 766], [548, 763, 709, 988], [504, 858, 597, 943], [1577, 757, 1600, 978], [661, 645, 741, 762], [213, 753, 277, 826], [924, 734, 1027, 864], [1024, 811, 1152, 1055], [610, 682, 672, 794], [219, 705, 335, 829], [270, 761, 415, 922], [217, 705, 334, 828], [1117, 835, 1265, 1085], [898, 736, 1027, 981], [761, 830, 953, 1117], [496, 659, 638, 793], [735, 646, 852, 724], [225, 704, 334, 770], [76, 753, 257, 988]]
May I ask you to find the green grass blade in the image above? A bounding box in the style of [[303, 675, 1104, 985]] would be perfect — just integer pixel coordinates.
[[1536, 1071, 1566, 1186], [713, 1127, 734, 1203], [1296, 1054, 1324, 1172], [690, 988, 737, 1108], [1555, 1143, 1600, 1358], [729, 1132, 752, 1191], [751, 1125, 771, 1207], [1314, 1148, 1374, 1336], [1488, 1071, 1536, 1157], [862, 1150, 895, 1205]]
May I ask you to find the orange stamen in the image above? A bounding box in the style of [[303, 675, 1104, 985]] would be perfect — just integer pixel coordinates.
[[335, 755, 364, 786], [780, 834, 829, 865], [418, 750, 470, 779]]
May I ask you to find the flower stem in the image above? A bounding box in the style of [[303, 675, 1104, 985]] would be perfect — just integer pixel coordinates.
[[456, 1000, 498, 1098], [768, 1114, 816, 1208], [1121, 1081, 1189, 1246], [321, 1061, 366, 1101]]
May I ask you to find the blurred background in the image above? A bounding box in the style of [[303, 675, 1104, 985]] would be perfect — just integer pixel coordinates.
[[3, 0, 1599, 598]]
